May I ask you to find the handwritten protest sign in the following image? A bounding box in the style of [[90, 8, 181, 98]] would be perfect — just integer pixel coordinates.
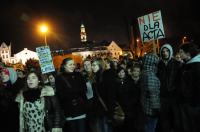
[[36, 46, 55, 74], [138, 10, 165, 42]]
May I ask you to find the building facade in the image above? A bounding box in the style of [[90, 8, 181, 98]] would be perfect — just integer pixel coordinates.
[[0, 42, 12, 63], [14, 48, 39, 64], [80, 23, 87, 42], [0, 42, 38, 64], [71, 41, 122, 59]]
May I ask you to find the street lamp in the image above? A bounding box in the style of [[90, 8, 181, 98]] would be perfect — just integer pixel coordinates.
[[182, 36, 187, 44], [39, 24, 48, 46]]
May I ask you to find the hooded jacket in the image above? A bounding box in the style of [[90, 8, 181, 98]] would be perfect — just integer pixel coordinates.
[[180, 54, 200, 105], [141, 53, 160, 116], [157, 44, 181, 98], [160, 44, 173, 63], [0, 68, 19, 132]]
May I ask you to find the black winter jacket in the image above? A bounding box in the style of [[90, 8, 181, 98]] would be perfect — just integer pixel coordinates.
[[55, 72, 87, 117]]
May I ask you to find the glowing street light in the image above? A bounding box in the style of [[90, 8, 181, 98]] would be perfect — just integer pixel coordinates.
[[39, 24, 48, 46], [182, 36, 187, 44]]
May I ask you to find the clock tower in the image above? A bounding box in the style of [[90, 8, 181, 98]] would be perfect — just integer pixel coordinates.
[[80, 23, 87, 42]]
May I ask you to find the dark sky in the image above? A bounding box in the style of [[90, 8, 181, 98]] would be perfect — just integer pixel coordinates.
[[0, 0, 199, 54]]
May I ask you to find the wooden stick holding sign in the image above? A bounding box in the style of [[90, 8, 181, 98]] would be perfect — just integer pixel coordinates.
[[153, 40, 157, 55]]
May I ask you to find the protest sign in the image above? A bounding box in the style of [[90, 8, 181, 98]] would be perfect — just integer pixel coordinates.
[[36, 46, 55, 74], [138, 10, 165, 42]]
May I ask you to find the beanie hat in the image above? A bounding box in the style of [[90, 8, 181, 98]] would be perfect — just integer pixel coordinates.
[[1, 68, 18, 84], [1, 68, 9, 76]]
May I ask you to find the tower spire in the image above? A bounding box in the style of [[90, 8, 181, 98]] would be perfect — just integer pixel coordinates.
[[80, 22, 87, 42]]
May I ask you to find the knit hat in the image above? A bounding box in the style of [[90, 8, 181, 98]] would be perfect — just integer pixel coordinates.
[[1, 68, 9, 76], [1, 67, 17, 84]]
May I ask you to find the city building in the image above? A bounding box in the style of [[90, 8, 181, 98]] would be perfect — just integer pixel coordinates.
[[0, 42, 38, 64], [0, 42, 17, 64], [80, 23, 87, 42], [14, 48, 39, 64], [71, 41, 122, 59]]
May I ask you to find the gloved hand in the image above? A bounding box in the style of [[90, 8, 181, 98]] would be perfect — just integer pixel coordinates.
[[52, 128, 62, 132]]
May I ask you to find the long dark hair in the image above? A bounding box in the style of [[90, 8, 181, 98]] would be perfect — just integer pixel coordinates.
[[23, 70, 44, 91], [60, 57, 73, 73]]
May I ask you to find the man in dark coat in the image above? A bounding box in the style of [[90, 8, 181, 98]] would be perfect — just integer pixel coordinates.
[[157, 44, 181, 132], [178, 42, 200, 132]]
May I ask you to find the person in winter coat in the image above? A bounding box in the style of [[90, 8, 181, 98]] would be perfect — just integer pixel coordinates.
[[130, 64, 145, 132], [178, 42, 200, 132], [157, 44, 181, 132], [15, 70, 63, 132], [110, 66, 141, 132], [140, 53, 160, 132], [0, 67, 20, 132], [55, 57, 88, 132]]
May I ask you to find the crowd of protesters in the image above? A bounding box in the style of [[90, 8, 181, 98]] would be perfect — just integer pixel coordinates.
[[0, 41, 200, 132]]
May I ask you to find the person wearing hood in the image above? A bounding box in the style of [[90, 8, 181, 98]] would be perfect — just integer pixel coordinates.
[[177, 42, 200, 132], [0, 67, 20, 132], [157, 44, 182, 132], [140, 53, 160, 132]]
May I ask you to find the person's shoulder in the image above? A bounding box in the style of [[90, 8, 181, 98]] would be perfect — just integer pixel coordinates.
[[56, 72, 64, 78]]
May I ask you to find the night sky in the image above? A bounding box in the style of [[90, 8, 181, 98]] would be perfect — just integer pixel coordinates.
[[0, 0, 199, 54]]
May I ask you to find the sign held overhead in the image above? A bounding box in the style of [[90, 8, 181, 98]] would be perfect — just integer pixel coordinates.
[[138, 10, 165, 42], [36, 46, 55, 74]]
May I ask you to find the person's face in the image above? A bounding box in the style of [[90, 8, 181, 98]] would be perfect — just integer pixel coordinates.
[[118, 69, 126, 79], [16, 70, 25, 78], [127, 68, 131, 75], [0, 72, 9, 83], [104, 61, 110, 70], [92, 61, 100, 73], [27, 73, 39, 89], [179, 49, 190, 61], [131, 67, 140, 78], [111, 59, 118, 68], [42, 74, 49, 84], [48, 75, 55, 84], [175, 54, 183, 62], [120, 63, 126, 69], [83, 61, 92, 73], [64, 60, 75, 73], [161, 48, 170, 60]]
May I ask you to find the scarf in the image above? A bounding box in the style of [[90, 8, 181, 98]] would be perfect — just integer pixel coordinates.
[[23, 89, 41, 102]]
